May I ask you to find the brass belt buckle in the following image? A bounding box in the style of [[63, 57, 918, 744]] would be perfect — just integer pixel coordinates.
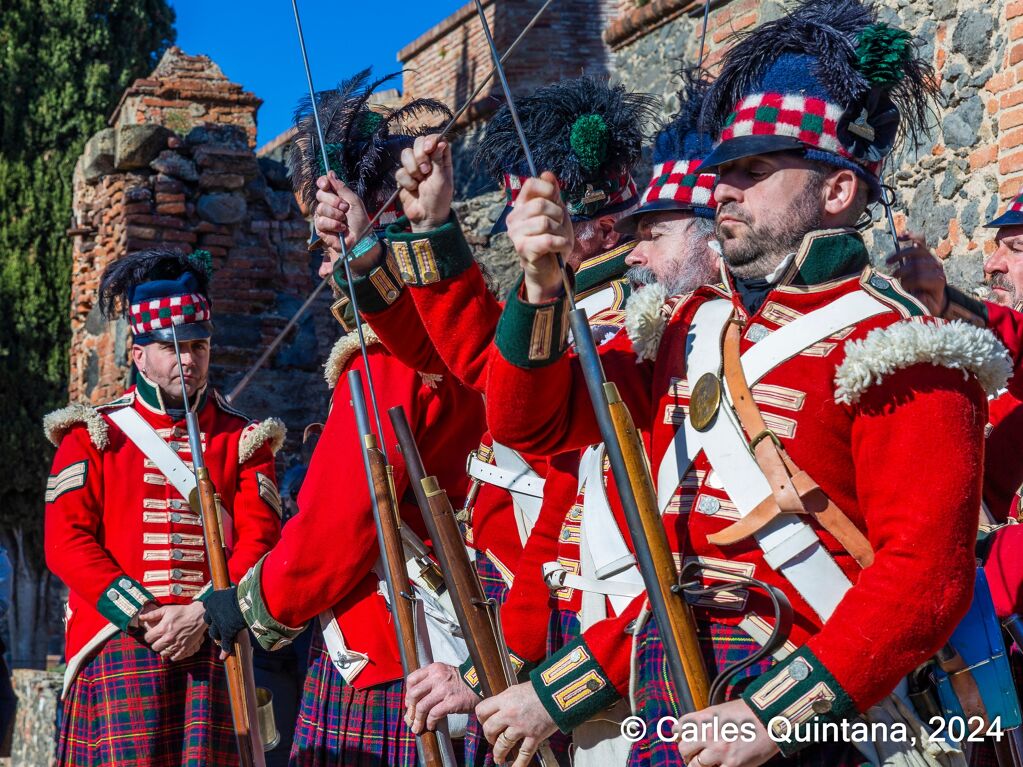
[[689, 372, 722, 432]]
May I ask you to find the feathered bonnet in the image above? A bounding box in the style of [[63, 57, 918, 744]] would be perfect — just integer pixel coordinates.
[[98, 249, 214, 345], [288, 68, 452, 236], [475, 76, 659, 233], [617, 68, 718, 235], [699, 0, 938, 201]]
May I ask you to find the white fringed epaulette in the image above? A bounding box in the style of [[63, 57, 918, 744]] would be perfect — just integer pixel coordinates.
[[834, 319, 1012, 405], [238, 418, 287, 463], [624, 283, 692, 362], [43, 403, 112, 449], [324, 326, 381, 389]]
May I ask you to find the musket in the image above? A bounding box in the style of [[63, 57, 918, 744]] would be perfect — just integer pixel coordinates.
[[389, 406, 559, 767], [471, 0, 711, 713], [349, 370, 455, 767], [169, 324, 268, 767]]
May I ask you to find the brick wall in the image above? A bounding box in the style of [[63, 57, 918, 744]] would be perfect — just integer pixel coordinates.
[[68, 47, 335, 456]]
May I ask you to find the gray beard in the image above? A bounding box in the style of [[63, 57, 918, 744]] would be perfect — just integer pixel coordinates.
[[717, 185, 823, 280], [627, 251, 717, 296]]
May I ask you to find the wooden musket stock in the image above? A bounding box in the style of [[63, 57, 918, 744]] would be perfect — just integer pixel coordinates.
[[349, 372, 445, 767]]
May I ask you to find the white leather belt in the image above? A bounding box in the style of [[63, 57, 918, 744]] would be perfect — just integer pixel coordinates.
[[656, 292, 888, 622], [543, 562, 645, 599], [467, 455, 545, 498]]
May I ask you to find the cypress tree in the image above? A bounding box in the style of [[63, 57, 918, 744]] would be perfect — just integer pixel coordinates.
[[0, 0, 175, 667]]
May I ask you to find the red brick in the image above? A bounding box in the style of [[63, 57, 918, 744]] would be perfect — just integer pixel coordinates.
[[1000, 106, 1023, 131], [1010, 0, 1023, 20], [155, 203, 186, 215], [1001, 126, 1023, 151], [1000, 149, 1023, 174], [1011, 43, 1023, 66], [970, 145, 998, 170]]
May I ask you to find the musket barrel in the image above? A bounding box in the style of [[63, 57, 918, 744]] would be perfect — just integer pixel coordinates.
[[568, 308, 710, 713], [350, 375, 448, 767]]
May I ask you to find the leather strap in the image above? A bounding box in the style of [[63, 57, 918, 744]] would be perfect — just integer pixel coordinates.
[[936, 644, 991, 724], [709, 315, 875, 569]]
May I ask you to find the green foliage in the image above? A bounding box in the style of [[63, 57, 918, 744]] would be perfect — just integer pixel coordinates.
[[856, 23, 914, 87], [0, 0, 175, 541], [570, 114, 610, 174]]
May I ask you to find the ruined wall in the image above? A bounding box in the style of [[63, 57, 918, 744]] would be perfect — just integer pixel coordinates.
[[68, 47, 335, 456]]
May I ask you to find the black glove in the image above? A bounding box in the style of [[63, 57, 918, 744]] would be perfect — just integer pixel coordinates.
[[203, 586, 246, 655]]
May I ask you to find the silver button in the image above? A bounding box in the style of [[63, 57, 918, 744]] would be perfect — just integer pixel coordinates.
[[119, 578, 132, 589], [171, 584, 183, 596], [386, 289, 398, 301], [170, 512, 182, 523], [171, 534, 182, 544], [172, 569, 183, 579], [106, 588, 119, 600], [586, 679, 602, 692], [811, 698, 833, 714], [172, 550, 184, 560], [869, 274, 889, 290], [170, 499, 184, 510], [746, 324, 770, 343], [697, 496, 721, 515], [789, 658, 810, 681]]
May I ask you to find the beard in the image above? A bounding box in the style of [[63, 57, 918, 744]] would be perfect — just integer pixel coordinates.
[[627, 248, 717, 296], [716, 181, 823, 280], [988, 272, 1020, 306]]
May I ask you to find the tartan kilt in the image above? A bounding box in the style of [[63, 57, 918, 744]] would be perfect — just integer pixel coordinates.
[[290, 629, 415, 767], [56, 632, 235, 767], [476, 550, 510, 606], [628, 619, 868, 767], [546, 608, 581, 657]]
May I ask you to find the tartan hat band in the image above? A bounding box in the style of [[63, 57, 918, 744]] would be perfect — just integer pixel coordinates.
[[714, 92, 882, 178], [129, 292, 211, 337]]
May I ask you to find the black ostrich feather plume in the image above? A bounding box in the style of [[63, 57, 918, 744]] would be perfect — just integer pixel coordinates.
[[475, 76, 660, 194], [702, 0, 937, 151], [288, 68, 452, 211], [99, 249, 211, 320], [653, 67, 714, 165]]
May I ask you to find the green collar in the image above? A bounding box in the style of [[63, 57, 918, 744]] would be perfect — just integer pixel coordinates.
[[135, 371, 208, 416], [775, 228, 870, 289], [574, 239, 636, 295]]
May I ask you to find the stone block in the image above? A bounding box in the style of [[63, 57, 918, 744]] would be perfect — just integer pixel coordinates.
[[259, 157, 292, 190], [197, 192, 247, 224], [81, 128, 116, 183], [114, 124, 172, 170], [264, 189, 297, 221], [199, 171, 245, 190], [150, 150, 199, 181]]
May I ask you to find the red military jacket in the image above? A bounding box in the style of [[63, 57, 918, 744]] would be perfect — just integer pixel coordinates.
[[238, 324, 486, 690], [44, 375, 284, 692], [485, 228, 1004, 736], [376, 216, 636, 671]]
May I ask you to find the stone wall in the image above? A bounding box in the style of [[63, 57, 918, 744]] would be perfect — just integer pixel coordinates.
[[68, 47, 335, 459]]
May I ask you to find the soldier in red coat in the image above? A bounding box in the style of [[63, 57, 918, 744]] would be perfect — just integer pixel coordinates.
[[476, 2, 1010, 766], [202, 71, 487, 767], [45, 249, 284, 767], [311, 77, 664, 765]]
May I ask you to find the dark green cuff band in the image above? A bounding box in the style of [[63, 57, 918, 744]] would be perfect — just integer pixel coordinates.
[[237, 556, 307, 652], [741, 646, 856, 757], [193, 582, 214, 604], [495, 274, 571, 369], [385, 213, 474, 286], [529, 637, 620, 733], [97, 575, 154, 632], [332, 250, 404, 315], [459, 652, 534, 697]]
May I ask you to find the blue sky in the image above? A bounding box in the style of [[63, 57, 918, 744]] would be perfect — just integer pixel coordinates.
[[169, 0, 468, 147]]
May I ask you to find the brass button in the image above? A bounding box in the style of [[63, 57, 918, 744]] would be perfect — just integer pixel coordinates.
[[812, 698, 833, 714], [688, 373, 722, 432]]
